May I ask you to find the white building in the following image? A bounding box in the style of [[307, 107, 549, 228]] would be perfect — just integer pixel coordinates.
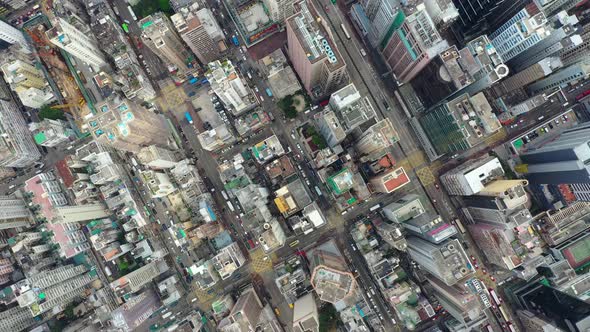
[[292, 293, 320, 332], [46, 17, 107, 69], [136, 145, 179, 169], [263, 0, 296, 23], [29, 119, 74, 147], [52, 203, 110, 224], [0, 96, 41, 168], [206, 60, 257, 116], [0, 196, 32, 230], [0, 20, 28, 47], [440, 156, 504, 196], [140, 170, 177, 198], [1, 59, 54, 108], [212, 242, 246, 280]]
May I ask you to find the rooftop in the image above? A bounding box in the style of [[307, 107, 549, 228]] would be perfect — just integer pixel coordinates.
[[266, 155, 296, 180], [377, 167, 411, 193], [327, 168, 354, 195], [274, 178, 312, 217], [329, 84, 376, 131], [252, 135, 285, 164]]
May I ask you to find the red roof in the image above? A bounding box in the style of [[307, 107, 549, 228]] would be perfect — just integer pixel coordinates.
[[383, 167, 410, 193], [55, 158, 75, 188]]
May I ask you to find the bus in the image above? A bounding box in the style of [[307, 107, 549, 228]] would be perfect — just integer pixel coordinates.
[[489, 289, 502, 305], [341, 24, 351, 39], [453, 218, 466, 233], [498, 305, 509, 322], [184, 111, 193, 124], [227, 201, 235, 212], [127, 5, 137, 21]]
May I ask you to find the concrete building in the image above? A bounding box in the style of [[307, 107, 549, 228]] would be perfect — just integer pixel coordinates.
[[263, 0, 296, 23], [0, 84, 40, 167], [423, 0, 458, 24], [110, 259, 168, 296], [258, 49, 302, 99], [292, 293, 320, 332], [309, 239, 356, 303], [87, 95, 170, 153], [171, 4, 224, 65], [560, 22, 590, 67], [52, 203, 110, 224], [536, 202, 590, 246], [520, 122, 590, 185], [369, 167, 411, 194], [218, 287, 264, 332], [360, 0, 403, 47], [197, 124, 236, 151], [0, 19, 27, 46], [381, 4, 449, 83], [426, 276, 486, 330], [317, 83, 376, 147], [0, 305, 36, 332], [140, 170, 177, 198], [212, 242, 246, 280], [355, 118, 398, 157], [493, 57, 562, 96], [406, 237, 474, 285], [517, 309, 564, 332], [206, 60, 256, 116], [136, 145, 179, 169], [0, 196, 32, 230], [1, 59, 54, 108], [139, 13, 193, 77], [16, 264, 98, 316], [527, 61, 590, 95], [419, 92, 501, 156], [382, 194, 425, 223], [403, 214, 457, 244], [286, 0, 348, 99], [29, 119, 74, 147], [46, 17, 106, 69], [440, 156, 504, 196]]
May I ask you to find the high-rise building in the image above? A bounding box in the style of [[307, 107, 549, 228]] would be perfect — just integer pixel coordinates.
[[87, 95, 170, 153], [286, 0, 348, 99], [419, 92, 501, 156], [0, 305, 36, 332], [52, 203, 110, 224], [520, 122, 590, 185], [110, 259, 168, 296], [263, 0, 296, 24], [317, 83, 375, 147], [140, 170, 177, 198], [29, 119, 74, 147], [309, 239, 356, 303], [355, 118, 399, 157], [0, 19, 28, 47], [137, 145, 179, 169], [206, 60, 256, 116], [380, 4, 449, 83], [0, 196, 32, 230], [382, 194, 426, 223], [15, 264, 99, 316], [560, 22, 590, 67], [139, 12, 193, 76], [527, 61, 590, 95], [218, 287, 264, 332], [423, 0, 459, 24], [1, 59, 55, 108], [406, 237, 474, 285], [369, 167, 411, 194], [360, 0, 403, 47], [536, 202, 590, 246], [212, 242, 247, 280], [292, 293, 320, 332], [46, 17, 106, 69], [171, 4, 224, 65], [440, 156, 504, 196], [403, 214, 457, 244], [493, 57, 562, 96], [517, 309, 564, 332], [0, 77, 40, 168]]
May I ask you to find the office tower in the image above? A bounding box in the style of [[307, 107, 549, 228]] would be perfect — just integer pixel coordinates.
[[450, 0, 530, 45], [403, 214, 457, 244], [29, 119, 74, 147], [513, 280, 590, 331], [407, 237, 474, 285], [493, 57, 562, 96], [463, 180, 532, 225], [316, 83, 375, 147], [383, 194, 425, 222], [309, 240, 356, 303], [536, 202, 590, 246], [360, 0, 404, 47], [286, 0, 348, 99], [136, 145, 179, 169], [87, 95, 170, 153], [292, 293, 320, 332], [52, 203, 110, 224], [46, 17, 106, 69], [517, 310, 564, 332], [426, 276, 487, 330], [140, 170, 177, 198], [139, 13, 193, 76], [218, 287, 264, 332], [419, 92, 501, 156], [15, 264, 99, 316], [0, 19, 27, 47], [380, 4, 449, 83], [539, 0, 583, 18], [0, 78, 40, 168], [0, 196, 32, 230], [355, 118, 399, 157], [369, 167, 411, 194], [506, 12, 580, 73], [263, 0, 296, 23], [440, 156, 504, 195], [560, 23, 590, 67], [520, 122, 590, 185], [206, 60, 256, 116], [1, 59, 54, 108], [171, 4, 224, 65], [423, 0, 459, 24], [527, 61, 590, 95], [110, 259, 168, 296]]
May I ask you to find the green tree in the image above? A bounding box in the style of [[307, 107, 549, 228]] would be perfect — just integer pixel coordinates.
[[319, 305, 339, 332], [39, 105, 66, 120]]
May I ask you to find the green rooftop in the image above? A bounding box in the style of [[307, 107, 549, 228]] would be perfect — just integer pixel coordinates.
[[34, 132, 47, 145], [327, 168, 354, 195]]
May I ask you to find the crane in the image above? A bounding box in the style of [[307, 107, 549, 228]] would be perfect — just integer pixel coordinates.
[[49, 98, 86, 109]]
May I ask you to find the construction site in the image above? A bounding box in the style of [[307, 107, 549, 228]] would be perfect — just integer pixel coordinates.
[[24, 18, 93, 130]]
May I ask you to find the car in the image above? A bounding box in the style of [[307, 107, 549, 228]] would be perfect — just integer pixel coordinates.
[[260, 95, 264, 102], [482, 268, 487, 274], [254, 86, 259, 93], [35, 169, 43, 174], [474, 262, 479, 269], [8, 184, 16, 190], [434, 183, 439, 189], [548, 123, 554, 129], [538, 115, 545, 121], [242, 55, 247, 61], [490, 276, 496, 282], [470, 255, 476, 262], [519, 119, 525, 123]]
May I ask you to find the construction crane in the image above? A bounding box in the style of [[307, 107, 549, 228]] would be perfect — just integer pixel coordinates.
[[49, 98, 86, 109]]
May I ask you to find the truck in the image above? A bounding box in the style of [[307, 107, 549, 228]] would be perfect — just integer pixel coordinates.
[[265, 88, 273, 97], [189, 77, 199, 85], [231, 35, 239, 46], [185, 111, 193, 124], [221, 190, 229, 200], [227, 201, 235, 212]]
